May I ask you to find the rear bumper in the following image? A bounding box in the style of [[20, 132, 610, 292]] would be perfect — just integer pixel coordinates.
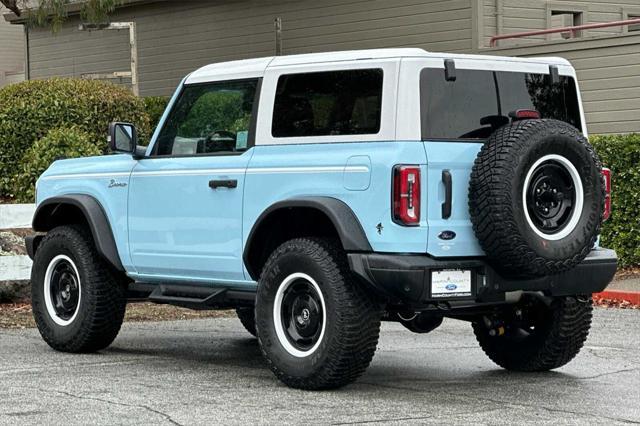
[[348, 248, 617, 306]]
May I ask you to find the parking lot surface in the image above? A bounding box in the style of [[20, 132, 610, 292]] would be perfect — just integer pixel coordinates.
[[1, 308, 638, 425]]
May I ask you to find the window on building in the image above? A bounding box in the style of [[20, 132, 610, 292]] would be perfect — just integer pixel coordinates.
[[550, 10, 584, 39], [628, 14, 640, 32], [271, 69, 383, 138]]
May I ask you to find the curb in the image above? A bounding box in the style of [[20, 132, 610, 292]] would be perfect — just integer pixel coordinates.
[[593, 290, 640, 305]]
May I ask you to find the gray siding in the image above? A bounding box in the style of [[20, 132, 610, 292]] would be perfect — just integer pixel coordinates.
[[27, 0, 473, 96], [484, 0, 640, 48], [0, 18, 24, 86], [28, 20, 131, 84], [491, 33, 640, 135], [20, 0, 639, 134]]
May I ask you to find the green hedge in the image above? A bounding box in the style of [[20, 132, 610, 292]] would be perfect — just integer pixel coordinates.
[[13, 127, 102, 203], [591, 134, 640, 268], [143, 96, 169, 131], [0, 78, 150, 199]]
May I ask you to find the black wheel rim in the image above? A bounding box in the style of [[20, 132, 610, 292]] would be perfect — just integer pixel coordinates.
[[49, 259, 80, 321], [526, 160, 576, 234], [280, 278, 324, 352]]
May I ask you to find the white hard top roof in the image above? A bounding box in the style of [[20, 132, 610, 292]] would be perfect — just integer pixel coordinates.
[[185, 48, 572, 85]]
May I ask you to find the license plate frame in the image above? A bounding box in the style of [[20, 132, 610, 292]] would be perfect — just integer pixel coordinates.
[[430, 269, 474, 299]]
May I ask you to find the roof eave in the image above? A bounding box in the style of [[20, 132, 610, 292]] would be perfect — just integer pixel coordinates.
[[4, 0, 165, 24]]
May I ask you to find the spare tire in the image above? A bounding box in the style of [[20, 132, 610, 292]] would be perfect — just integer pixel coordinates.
[[469, 119, 604, 278]]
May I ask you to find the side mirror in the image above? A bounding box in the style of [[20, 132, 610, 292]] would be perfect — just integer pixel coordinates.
[[108, 122, 137, 154]]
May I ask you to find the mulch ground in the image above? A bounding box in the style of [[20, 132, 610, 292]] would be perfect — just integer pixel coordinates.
[[614, 266, 640, 281], [0, 303, 235, 330], [593, 296, 640, 310], [0, 229, 30, 256]]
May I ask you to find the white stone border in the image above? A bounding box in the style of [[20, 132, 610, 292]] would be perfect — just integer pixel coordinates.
[[1, 203, 35, 282], [0, 204, 35, 230]]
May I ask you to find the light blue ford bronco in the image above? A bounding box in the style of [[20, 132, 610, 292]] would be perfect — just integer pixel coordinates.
[[26, 49, 617, 390]]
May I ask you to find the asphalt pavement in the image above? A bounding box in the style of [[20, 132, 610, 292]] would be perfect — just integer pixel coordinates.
[[1, 308, 638, 425]]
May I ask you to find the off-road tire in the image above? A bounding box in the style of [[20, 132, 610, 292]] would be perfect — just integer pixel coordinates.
[[256, 238, 382, 390], [31, 225, 127, 353], [236, 307, 257, 337], [473, 296, 593, 371], [469, 119, 604, 277]]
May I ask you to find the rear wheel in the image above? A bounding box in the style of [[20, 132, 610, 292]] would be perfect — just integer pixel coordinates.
[[256, 238, 381, 390], [472, 295, 593, 371], [236, 307, 257, 337], [31, 225, 127, 353]]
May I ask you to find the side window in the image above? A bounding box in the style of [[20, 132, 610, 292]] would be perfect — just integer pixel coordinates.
[[272, 69, 383, 138], [152, 79, 258, 156]]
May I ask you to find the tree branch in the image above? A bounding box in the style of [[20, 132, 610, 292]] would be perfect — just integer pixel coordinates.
[[0, 0, 22, 16]]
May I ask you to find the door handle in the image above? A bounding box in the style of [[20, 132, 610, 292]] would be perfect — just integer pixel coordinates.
[[209, 179, 237, 189], [442, 170, 452, 219]]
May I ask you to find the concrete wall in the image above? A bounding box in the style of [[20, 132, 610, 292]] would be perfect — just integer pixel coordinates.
[[491, 33, 640, 135], [25, 0, 474, 97]]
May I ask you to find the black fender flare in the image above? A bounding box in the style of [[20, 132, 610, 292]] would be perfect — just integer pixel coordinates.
[[243, 197, 372, 279], [32, 195, 124, 271]]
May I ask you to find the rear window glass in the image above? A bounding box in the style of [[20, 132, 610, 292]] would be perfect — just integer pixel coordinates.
[[421, 69, 582, 140], [272, 69, 383, 138]]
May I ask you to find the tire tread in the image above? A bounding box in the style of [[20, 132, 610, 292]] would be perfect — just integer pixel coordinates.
[[257, 237, 381, 390], [31, 225, 127, 353], [469, 119, 604, 277], [472, 296, 593, 371]]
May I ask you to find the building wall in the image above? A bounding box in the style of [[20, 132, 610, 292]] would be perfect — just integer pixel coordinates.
[[491, 33, 640, 135], [484, 0, 640, 48], [15, 0, 640, 134], [26, 0, 474, 96], [481, 1, 640, 134], [0, 18, 24, 86]]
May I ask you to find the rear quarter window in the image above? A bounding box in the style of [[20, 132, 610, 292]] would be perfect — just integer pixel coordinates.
[[272, 69, 383, 138], [420, 68, 582, 140]]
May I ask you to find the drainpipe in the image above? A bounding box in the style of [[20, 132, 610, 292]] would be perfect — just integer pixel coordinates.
[[275, 17, 283, 56], [496, 0, 504, 40], [23, 24, 30, 80]]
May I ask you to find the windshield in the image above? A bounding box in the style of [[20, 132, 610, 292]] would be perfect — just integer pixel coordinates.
[[420, 68, 582, 140]]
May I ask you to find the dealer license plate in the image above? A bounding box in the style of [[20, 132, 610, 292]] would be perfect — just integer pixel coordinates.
[[431, 269, 472, 298]]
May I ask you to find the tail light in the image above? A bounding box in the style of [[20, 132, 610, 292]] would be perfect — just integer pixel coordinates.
[[602, 168, 611, 221], [393, 165, 421, 226]]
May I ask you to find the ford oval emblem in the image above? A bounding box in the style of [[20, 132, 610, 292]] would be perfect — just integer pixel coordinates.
[[438, 230, 456, 241], [446, 283, 458, 291]]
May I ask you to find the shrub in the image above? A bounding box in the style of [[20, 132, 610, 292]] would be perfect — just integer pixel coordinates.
[[0, 78, 150, 198], [144, 96, 169, 131], [591, 134, 640, 267], [13, 127, 102, 203], [178, 91, 250, 137]]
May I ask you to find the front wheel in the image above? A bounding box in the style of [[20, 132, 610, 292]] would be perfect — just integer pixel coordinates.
[[256, 238, 382, 390], [31, 225, 127, 353], [473, 295, 593, 371]]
